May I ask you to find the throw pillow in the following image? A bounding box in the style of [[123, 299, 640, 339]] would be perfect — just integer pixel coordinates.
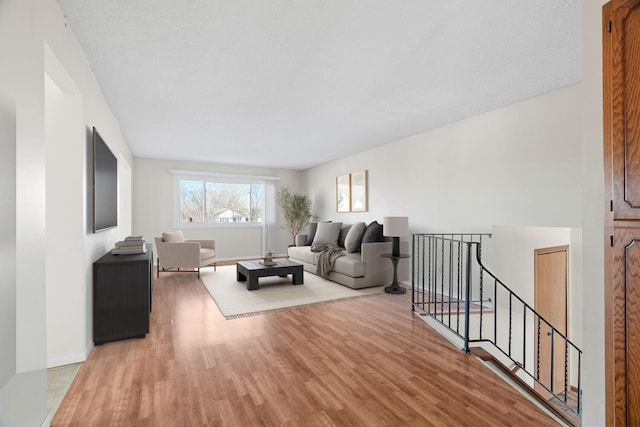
[[312, 222, 342, 246], [162, 230, 185, 243], [344, 222, 366, 253], [306, 221, 331, 246], [338, 224, 352, 248], [361, 221, 384, 244], [306, 222, 319, 246]]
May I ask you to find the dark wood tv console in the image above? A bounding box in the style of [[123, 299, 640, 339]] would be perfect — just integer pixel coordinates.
[[93, 243, 153, 345]]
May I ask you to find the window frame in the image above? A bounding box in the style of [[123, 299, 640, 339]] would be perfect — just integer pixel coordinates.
[[172, 170, 273, 229]]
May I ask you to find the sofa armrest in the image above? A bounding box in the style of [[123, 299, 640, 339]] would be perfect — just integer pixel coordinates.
[[360, 241, 409, 258], [295, 234, 308, 247], [157, 241, 201, 267], [361, 241, 410, 282], [360, 241, 394, 262]]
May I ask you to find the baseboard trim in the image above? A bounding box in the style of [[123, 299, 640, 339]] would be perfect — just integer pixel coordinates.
[[47, 353, 85, 369], [47, 342, 92, 368], [85, 341, 94, 360], [41, 411, 52, 427], [216, 255, 270, 262], [153, 255, 288, 267]]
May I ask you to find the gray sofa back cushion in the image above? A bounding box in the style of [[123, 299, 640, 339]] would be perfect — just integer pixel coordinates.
[[338, 224, 352, 248], [361, 221, 384, 243], [344, 222, 366, 253], [306, 222, 319, 246]]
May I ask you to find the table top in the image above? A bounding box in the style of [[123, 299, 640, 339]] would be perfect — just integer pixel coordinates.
[[381, 253, 410, 259], [237, 259, 302, 271], [95, 243, 153, 265]]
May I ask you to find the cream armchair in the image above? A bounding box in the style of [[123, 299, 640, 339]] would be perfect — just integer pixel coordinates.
[[154, 231, 216, 278]]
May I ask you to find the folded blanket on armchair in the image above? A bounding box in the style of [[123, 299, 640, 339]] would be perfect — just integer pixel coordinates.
[[311, 244, 345, 277]]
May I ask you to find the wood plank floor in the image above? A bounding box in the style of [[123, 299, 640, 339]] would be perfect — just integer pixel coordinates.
[[52, 270, 560, 426]]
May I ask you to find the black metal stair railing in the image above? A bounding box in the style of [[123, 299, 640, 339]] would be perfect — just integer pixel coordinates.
[[411, 234, 582, 419]]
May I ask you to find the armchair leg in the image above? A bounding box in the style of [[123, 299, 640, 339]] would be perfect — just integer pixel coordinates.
[[157, 257, 160, 279], [197, 267, 200, 278], [214, 262, 216, 272]]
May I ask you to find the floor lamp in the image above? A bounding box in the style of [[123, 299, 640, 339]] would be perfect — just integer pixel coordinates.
[[382, 216, 409, 294]]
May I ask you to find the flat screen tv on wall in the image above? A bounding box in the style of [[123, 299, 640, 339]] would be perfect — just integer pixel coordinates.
[[92, 127, 118, 233]]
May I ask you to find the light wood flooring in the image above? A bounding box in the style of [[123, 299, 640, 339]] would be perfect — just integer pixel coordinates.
[[51, 269, 561, 426]]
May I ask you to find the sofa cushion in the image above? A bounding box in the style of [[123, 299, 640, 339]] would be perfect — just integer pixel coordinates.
[[162, 230, 185, 242], [361, 221, 384, 244], [344, 222, 366, 253], [306, 221, 333, 245], [338, 224, 352, 248], [332, 253, 365, 278], [288, 245, 317, 264], [312, 222, 342, 246], [200, 248, 215, 261], [306, 222, 319, 246]]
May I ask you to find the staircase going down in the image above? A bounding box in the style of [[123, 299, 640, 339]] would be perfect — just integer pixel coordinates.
[[411, 234, 582, 426]]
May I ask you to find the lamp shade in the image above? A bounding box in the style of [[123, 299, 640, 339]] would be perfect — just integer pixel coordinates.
[[383, 216, 408, 237]]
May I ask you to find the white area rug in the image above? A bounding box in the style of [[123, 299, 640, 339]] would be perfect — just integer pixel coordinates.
[[200, 264, 384, 319]]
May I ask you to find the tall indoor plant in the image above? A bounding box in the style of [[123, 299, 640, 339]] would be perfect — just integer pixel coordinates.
[[278, 185, 313, 245]]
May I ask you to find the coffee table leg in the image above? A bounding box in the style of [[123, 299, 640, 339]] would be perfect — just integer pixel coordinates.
[[247, 273, 259, 291], [237, 269, 246, 282], [292, 268, 303, 285]]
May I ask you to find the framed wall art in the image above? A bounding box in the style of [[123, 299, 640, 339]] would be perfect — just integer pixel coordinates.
[[350, 170, 367, 212], [336, 174, 351, 212]]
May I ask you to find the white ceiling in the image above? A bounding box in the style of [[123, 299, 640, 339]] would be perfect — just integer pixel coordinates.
[[57, 0, 581, 171]]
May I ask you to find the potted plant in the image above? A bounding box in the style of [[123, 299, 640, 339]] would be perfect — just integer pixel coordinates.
[[278, 185, 313, 245]]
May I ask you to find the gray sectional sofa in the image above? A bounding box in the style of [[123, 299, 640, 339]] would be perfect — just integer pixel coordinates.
[[287, 221, 409, 289]]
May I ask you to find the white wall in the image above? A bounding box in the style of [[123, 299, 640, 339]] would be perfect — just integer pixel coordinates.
[[132, 157, 304, 258], [492, 226, 571, 306], [0, 1, 49, 424], [302, 86, 583, 310], [304, 84, 582, 232], [0, 92, 17, 403], [491, 226, 582, 348], [1, 0, 135, 424], [44, 66, 86, 368], [581, 0, 607, 425], [41, 9, 135, 367], [570, 227, 584, 359], [40, 5, 135, 367]]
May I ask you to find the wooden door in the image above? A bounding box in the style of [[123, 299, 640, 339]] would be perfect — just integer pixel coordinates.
[[611, 228, 640, 425], [609, 0, 640, 221], [604, 1, 640, 425], [534, 246, 568, 396]]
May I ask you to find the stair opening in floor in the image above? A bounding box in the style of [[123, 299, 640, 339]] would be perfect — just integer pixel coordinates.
[[411, 233, 582, 426]]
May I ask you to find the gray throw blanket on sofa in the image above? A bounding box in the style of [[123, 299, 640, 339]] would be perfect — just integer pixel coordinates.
[[311, 243, 345, 277]]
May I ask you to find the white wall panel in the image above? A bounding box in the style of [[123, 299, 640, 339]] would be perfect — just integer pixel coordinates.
[[581, 0, 606, 424], [0, 0, 136, 423], [305, 85, 582, 233], [44, 64, 85, 367]]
